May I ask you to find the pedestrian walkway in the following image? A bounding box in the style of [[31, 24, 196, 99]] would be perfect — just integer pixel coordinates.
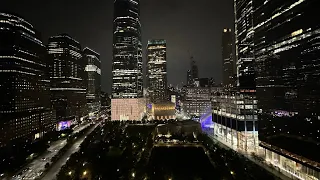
[[205, 133, 291, 180]]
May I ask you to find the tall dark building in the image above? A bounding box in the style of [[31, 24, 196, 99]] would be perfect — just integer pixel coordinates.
[[147, 39, 167, 102], [190, 57, 199, 80], [83, 47, 101, 113], [187, 57, 199, 87], [112, 0, 142, 99], [234, 0, 255, 89], [254, 0, 320, 177], [48, 34, 87, 123], [0, 12, 54, 147], [187, 70, 192, 86], [222, 28, 235, 87]]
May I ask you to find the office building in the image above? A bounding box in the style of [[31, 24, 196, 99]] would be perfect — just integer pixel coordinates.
[[254, 0, 320, 178], [234, 0, 255, 89], [187, 70, 192, 86], [83, 47, 101, 113], [111, 0, 144, 120], [222, 28, 236, 87], [147, 39, 167, 103], [48, 34, 87, 123], [184, 86, 211, 118], [0, 12, 54, 147], [211, 89, 258, 152], [112, 0, 142, 99], [186, 57, 199, 87]]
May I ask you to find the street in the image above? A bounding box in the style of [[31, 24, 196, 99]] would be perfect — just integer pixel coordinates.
[[11, 123, 91, 180], [41, 123, 98, 180]]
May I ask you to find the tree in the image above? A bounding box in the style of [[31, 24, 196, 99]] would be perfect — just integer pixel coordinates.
[[45, 162, 50, 169]]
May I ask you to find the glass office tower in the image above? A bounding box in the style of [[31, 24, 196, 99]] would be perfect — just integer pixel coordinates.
[[222, 28, 236, 87], [234, 0, 255, 89], [0, 12, 54, 146], [147, 39, 167, 103], [111, 0, 144, 120], [112, 0, 143, 98], [48, 34, 87, 123], [254, 0, 320, 177], [83, 47, 101, 113]]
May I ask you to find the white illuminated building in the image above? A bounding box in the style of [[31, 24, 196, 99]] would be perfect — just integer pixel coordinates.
[[111, 98, 146, 121]]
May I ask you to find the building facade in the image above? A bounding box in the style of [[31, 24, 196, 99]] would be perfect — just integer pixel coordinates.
[[48, 34, 87, 123], [234, 0, 255, 89], [111, 0, 143, 120], [211, 89, 258, 153], [83, 47, 101, 114], [147, 39, 167, 103], [254, 0, 320, 178], [184, 87, 211, 118], [112, 0, 143, 99], [150, 102, 175, 120], [222, 28, 236, 87], [0, 12, 54, 147]]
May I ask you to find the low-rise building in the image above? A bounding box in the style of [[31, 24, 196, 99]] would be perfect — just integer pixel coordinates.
[[150, 102, 175, 120]]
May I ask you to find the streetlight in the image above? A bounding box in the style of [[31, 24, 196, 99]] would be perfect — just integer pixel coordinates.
[[68, 171, 72, 176], [132, 172, 135, 178], [83, 171, 87, 176]]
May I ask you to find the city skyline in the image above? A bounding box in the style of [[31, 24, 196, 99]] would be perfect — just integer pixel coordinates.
[[1, 0, 234, 92]]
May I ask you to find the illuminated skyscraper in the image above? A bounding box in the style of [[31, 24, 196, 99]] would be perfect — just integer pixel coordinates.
[[0, 12, 54, 146], [222, 28, 235, 87], [234, 0, 255, 89], [111, 0, 144, 120], [48, 34, 87, 123], [83, 47, 101, 113], [112, 0, 142, 98], [254, 0, 320, 177], [147, 39, 167, 103]]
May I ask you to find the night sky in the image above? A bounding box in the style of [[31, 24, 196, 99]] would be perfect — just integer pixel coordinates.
[[2, 0, 234, 92]]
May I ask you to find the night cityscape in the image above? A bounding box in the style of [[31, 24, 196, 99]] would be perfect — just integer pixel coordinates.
[[0, 0, 319, 180]]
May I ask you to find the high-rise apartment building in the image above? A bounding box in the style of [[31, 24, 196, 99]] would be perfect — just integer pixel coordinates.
[[254, 0, 320, 178], [48, 34, 87, 123], [222, 28, 236, 87], [83, 47, 101, 113], [112, 0, 142, 98], [234, 0, 255, 89], [147, 39, 167, 103], [0, 12, 54, 147], [111, 0, 144, 120]]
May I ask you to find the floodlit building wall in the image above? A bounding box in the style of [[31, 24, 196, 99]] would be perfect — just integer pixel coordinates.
[[111, 98, 145, 120]]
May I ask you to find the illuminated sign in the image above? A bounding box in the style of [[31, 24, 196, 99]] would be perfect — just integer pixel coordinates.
[[56, 121, 71, 131]]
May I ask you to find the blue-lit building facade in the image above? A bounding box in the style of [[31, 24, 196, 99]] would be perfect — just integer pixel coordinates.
[[83, 47, 101, 114], [0, 12, 54, 147], [48, 34, 87, 124], [147, 39, 167, 103], [254, 0, 320, 178]]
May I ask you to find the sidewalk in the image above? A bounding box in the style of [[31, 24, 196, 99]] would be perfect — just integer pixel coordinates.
[[206, 133, 291, 180]]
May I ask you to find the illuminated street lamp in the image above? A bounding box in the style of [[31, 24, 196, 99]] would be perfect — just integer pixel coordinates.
[[68, 171, 72, 176], [83, 171, 87, 176], [132, 172, 135, 178]]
